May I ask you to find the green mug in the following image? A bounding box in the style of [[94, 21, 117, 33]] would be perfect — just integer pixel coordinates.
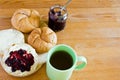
[[46, 44, 87, 80]]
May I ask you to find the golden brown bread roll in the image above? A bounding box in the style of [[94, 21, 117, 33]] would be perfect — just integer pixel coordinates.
[[11, 8, 40, 33], [28, 27, 57, 53]]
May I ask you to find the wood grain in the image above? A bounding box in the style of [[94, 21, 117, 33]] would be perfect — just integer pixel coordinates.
[[0, 0, 120, 80]]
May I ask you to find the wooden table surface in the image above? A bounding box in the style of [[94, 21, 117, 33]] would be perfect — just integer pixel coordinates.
[[0, 0, 120, 80]]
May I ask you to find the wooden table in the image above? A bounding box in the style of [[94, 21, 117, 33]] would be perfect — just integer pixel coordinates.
[[0, 0, 120, 80]]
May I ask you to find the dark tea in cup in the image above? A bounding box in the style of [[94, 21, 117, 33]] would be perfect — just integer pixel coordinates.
[[50, 50, 73, 70]]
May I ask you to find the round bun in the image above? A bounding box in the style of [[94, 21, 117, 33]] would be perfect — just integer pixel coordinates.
[[1, 43, 42, 77], [28, 27, 57, 53], [0, 29, 24, 55], [11, 8, 40, 33]]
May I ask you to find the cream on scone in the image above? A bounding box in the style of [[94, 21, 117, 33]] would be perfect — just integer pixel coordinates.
[[0, 29, 24, 55], [1, 43, 42, 77]]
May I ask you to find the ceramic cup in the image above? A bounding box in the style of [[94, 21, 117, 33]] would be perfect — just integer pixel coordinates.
[[46, 44, 87, 80]]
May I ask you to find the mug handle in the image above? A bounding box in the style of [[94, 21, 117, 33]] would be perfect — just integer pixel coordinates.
[[75, 56, 87, 70]]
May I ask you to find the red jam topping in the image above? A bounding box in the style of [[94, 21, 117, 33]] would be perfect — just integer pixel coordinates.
[[5, 49, 34, 72]]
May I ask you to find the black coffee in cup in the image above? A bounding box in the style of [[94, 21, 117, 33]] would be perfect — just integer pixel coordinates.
[[50, 50, 73, 70]]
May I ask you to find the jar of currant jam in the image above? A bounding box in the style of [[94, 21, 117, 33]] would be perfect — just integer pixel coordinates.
[[48, 5, 68, 32]]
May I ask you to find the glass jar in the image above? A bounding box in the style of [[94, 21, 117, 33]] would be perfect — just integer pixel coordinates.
[[48, 5, 68, 32]]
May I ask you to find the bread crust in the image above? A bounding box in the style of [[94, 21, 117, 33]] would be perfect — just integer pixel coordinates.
[[11, 9, 40, 33], [28, 27, 57, 53]]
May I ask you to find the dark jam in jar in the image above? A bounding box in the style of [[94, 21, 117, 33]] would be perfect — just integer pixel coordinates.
[[48, 5, 68, 32]]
